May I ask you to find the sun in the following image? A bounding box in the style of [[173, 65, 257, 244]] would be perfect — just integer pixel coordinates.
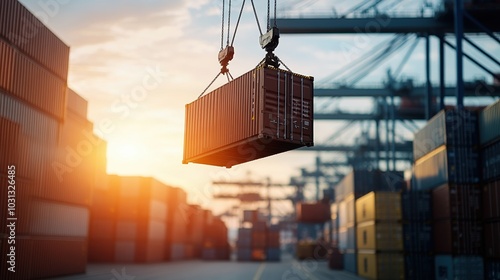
[[108, 141, 142, 160]]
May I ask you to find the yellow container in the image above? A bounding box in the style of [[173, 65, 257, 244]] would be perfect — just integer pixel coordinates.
[[356, 192, 401, 224], [358, 251, 405, 280], [357, 221, 403, 251]]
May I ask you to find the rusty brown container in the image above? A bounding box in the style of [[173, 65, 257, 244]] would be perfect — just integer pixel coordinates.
[[0, 0, 70, 81], [183, 66, 314, 168], [432, 183, 482, 220]]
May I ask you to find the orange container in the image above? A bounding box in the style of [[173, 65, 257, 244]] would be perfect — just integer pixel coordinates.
[[184, 66, 314, 167]]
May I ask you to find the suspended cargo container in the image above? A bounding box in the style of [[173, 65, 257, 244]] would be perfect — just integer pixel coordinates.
[[355, 192, 401, 224], [413, 109, 479, 161], [434, 255, 484, 280], [183, 66, 314, 168], [356, 221, 403, 251], [414, 146, 480, 190], [432, 183, 481, 220], [480, 99, 500, 146], [357, 251, 405, 280], [482, 140, 500, 182], [484, 180, 500, 220]]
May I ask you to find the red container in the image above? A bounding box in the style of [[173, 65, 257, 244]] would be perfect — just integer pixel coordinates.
[[433, 219, 483, 255], [329, 247, 344, 270], [268, 231, 280, 248], [484, 221, 500, 258], [297, 202, 330, 223], [183, 66, 314, 168], [432, 183, 482, 220], [252, 232, 267, 249], [0, 41, 14, 91], [484, 180, 500, 220]]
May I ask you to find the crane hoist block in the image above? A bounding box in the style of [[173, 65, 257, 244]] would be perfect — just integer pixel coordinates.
[[183, 66, 314, 168]]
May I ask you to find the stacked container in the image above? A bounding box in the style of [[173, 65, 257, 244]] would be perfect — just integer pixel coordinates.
[[202, 215, 230, 260], [186, 205, 206, 259], [88, 176, 169, 263], [0, 4, 107, 275], [356, 192, 404, 280], [412, 108, 484, 280], [480, 100, 500, 279], [334, 170, 405, 274], [402, 191, 434, 279], [296, 202, 330, 260], [165, 187, 188, 261], [267, 224, 281, 261]]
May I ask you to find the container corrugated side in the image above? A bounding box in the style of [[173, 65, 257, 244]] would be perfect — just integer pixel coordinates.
[[356, 221, 403, 251], [343, 250, 357, 274], [413, 109, 479, 161], [403, 222, 432, 253], [356, 192, 401, 224], [432, 183, 481, 220], [339, 225, 356, 250], [482, 140, 500, 182], [0, 41, 14, 92], [183, 66, 313, 167], [0, 0, 70, 81], [484, 180, 500, 220], [357, 251, 405, 280], [480, 100, 500, 145], [414, 146, 480, 190], [66, 88, 88, 119], [402, 191, 432, 222], [296, 202, 330, 223], [405, 253, 434, 280], [485, 260, 500, 280], [433, 219, 482, 254], [484, 221, 500, 258], [434, 255, 484, 280]]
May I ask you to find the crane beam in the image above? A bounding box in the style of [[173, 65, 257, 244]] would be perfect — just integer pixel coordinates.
[[275, 16, 500, 34], [313, 112, 427, 120], [298, 143, 413, 153]]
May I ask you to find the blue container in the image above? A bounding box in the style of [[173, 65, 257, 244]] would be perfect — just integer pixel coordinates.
[[343, 251, 357, 274], [482, 140, 500, 182], [335, 170, 405, 202], [435, 255, 484, 280], [402, 191, 432, 222], [237, 248, 252, 261], [405, 253, 434, 280], [297, 223, 322, 241], [403, 222, 432, 253], [237, 236, 252, 248], [339, 226, 356, 250], [267, 248, 281, 261], [485, 260, 500, 280]]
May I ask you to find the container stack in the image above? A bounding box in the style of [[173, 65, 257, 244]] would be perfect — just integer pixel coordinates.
[[334, 170, 405, 274], [356, 192, 404, 280], [165, 187, 189, 261], [89, 176, 169, 263], [0, 2, 108, 276], [186, 205, 206, 259], [412, 108, 484, 280], [480, 100, 500, 279], [296, 202, 330, 260], [267, 224, 281, 261], [202, 216, 230, 260], [401, 191, 434, 279]]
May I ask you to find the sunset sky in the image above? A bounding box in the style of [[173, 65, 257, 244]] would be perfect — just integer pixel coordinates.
[[19, 0, 499, 215]]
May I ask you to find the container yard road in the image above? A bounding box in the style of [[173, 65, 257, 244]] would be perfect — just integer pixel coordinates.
[[54, 255, 363, 280]]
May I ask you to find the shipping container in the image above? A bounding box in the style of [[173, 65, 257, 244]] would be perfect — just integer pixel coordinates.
[[0, 41, 14, 91], [251, 231, 267, 248], [243, 209, 259, 223], [433, 219, 482, 254], [297, 222, 322, 241], [413, 109, 479, 161], [434, 255, 484, 280], [480, 99, 500, 145], [404, 253, 434, 280], [484, 220, 500, 258], [414, 146, 480, 190], [0, 0, 70, 81], [356, 221, 403, 251], [356, 192, 401, 224], [66, 88, 88, 119], [328, 247, 344, 270], [403, 222, 433, 253], [402, 191, 432, 222], [432, 183, 481, 220], [485, 259, 500, 280], [237, 248, 252, 261], [0, 236, 87, 280], [296, 202, 330, 223], [483, 140, 500, 182], [357, 251, 405, 280], [343, 250, 357, 274], [484, 180, 500, 220], [339, 226, 356, 250], [335, 170, 405, 202], [252, 249, 266, 261], [183, 66, 314, 168]]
